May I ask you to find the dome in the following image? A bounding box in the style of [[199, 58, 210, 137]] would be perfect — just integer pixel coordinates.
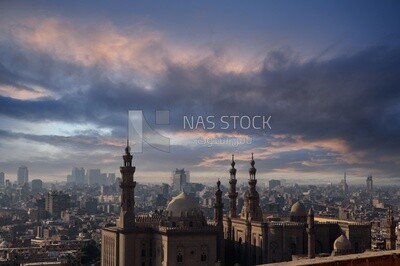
[[290, 201, 307, 217], [334, 234, 352, 251], [166, 192, 200, 217]]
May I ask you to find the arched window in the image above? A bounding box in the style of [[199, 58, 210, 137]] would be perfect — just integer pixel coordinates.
[[177, 253, 183, 263], [201, 252, 207, 262]]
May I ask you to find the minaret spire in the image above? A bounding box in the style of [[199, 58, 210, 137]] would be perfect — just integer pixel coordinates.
[[241, 153, 263, 221], [249, 152, 256, 180], [214, 179, 224, 263], [117, 139, 136, 229], [228, 154, 238, 218], [214, 179, 223, 225]]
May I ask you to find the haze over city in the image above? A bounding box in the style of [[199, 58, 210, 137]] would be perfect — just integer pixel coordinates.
[[1, 1, 400, 184]]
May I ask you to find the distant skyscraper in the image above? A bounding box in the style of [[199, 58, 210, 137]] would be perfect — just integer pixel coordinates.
[[88, 169, 101, 185], [108, 173, 116, 184], [68, 167, 85, 184], [0, 172, 4, 186], [31, 179, 43, 193], [100, 173, 108, 185], [17, 166, 29, 185], [172, 168, 189, 192], [367, 175, 373, 192]]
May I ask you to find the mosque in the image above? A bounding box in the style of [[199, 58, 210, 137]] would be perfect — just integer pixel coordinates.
[[101, 143, 377, 266]]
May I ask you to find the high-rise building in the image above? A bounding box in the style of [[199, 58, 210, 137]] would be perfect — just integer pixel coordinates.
[[100, 173, 108, 185], [0, 172, 4, 187], [17, 166, 29, 185], [31, 179, 43, 193], [367, 175, 373, 192], [67, 167, 85, 184], [88, 169, 101, 186], [172, 168, 189, 192], [45, 191, 71, 219], [108, 173, 116, 185]]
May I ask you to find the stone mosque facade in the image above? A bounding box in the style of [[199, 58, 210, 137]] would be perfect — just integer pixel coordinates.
[[101, 142, 218, 266], [223, 154, 371, 265], [102, 144, 374, 266]]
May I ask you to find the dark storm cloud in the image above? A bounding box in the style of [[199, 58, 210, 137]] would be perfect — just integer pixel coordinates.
[[157, 45, 400, 161], [1, 27, 400, 178], [1, 43, 400, 145]]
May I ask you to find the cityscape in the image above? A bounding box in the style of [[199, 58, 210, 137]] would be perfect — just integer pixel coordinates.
[[1, 1, 400, 266]]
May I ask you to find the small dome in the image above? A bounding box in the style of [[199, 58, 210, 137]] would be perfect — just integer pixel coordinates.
[[166, 192, 200, 217], [290, 201, 307, 217], [334, 234, 352, 251]]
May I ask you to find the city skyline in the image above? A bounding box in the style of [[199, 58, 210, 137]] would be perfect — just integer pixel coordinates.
[[1, 1, 400, 184]]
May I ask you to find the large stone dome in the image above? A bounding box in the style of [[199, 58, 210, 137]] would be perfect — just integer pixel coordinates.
[[290, 201, 307, 217], [166, 192, 200, 217], [333, 234, 352, 251]]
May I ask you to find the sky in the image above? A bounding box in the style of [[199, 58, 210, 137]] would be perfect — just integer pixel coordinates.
[[0, 1, 400, 185]]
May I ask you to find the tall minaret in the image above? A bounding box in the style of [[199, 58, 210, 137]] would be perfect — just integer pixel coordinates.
[[307, 208, 315, 259], [117, 140, 136, 229], [214, 179, 223, 228], [228, 154, 238, 218], [214, 179, 224, 263], [385, 207, 396, 250], [247, 153, 263, 222]]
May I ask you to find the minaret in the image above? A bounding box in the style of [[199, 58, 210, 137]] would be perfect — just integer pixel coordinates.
[[228, 154, 238, 218], [214, 179, 224, 263], [307, 208, 315, 259], [117, 139, 136, 229], [214, 179, 223, 228], [246, 153, 263, 222], [385, 207, 396, 250]]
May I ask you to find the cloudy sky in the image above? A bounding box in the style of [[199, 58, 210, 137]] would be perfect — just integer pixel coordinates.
[[0, 1, 400, 185]]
